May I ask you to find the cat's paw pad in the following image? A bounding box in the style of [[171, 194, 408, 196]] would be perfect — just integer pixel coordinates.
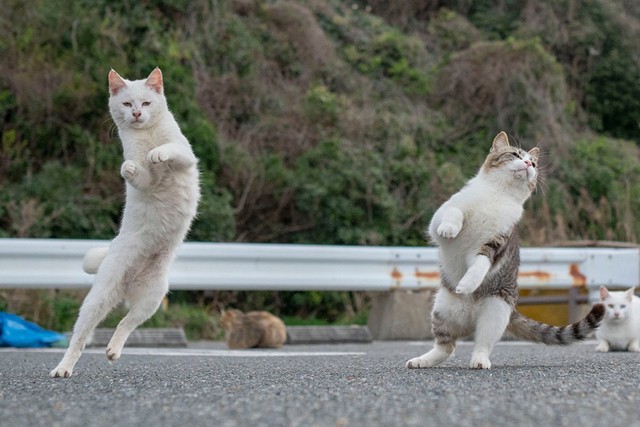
[[595, 343, 610, 353], [50, 365, 73, 378], [470, 354, 491, 369], [147, 147, 170, 164], [120, 160, 137, 179], [437, 222, 461, 239]]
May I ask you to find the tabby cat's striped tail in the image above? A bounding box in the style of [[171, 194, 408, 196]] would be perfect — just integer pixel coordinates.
[[506, 303, 605, 345]]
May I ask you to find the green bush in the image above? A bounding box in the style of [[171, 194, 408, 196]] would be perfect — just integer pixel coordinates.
[[3, 0, 640, 330]]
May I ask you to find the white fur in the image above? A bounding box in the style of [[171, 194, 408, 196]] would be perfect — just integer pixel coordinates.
[[596, 287, 640, 352], [50, 68, 200, 378], [407, 133, 538, 369], [82, 247, 109, 274], [405, 292, 512, 369], [428, 151, 536, 292]]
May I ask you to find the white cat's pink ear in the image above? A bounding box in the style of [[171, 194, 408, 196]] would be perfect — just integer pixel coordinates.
[[625, 287, 635, 302], [528, 147, 540, 163], [600, 286, 610, 301], [108, 69, 127, 95], [491, 131, 510, 152], [146, 67, 163, 94]]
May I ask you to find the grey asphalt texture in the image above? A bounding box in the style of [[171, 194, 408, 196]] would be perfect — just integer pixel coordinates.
[[1, 340, 639, 427]]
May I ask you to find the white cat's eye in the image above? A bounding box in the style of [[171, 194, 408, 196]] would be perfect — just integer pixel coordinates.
[[608, 304, 614, 308], [142, 101, 151, 106], [123, 102, 132, 107], [621, 305, 626, 308]]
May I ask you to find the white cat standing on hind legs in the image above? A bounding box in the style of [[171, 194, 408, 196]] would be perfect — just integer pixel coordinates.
[[50, 68, 200, 378], [406, 132, 605, 370]]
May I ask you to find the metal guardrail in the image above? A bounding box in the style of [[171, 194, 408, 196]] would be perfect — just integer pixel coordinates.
[[1, 239, 639, 299]]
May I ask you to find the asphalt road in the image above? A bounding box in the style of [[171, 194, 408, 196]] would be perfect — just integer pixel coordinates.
[[1, 340, 639, 427]]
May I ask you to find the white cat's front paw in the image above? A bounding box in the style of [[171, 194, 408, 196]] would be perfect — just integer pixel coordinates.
[[50, 364, 74, 378], [470, 353, 491, 369], [120, 160, 137, 180], [147, 147, 171, 164], [437, 222, 461, 239], [628, 341, 640, 352], [595, 342, 610, 352]]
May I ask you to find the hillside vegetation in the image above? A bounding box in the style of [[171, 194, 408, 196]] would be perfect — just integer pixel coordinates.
[[2, 0, 640, 327]]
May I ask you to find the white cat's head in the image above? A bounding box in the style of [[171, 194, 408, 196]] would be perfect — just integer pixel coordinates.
[[600, 286, 635, 321], [481, 132, 539, 192], [108, 67, 167, 129]]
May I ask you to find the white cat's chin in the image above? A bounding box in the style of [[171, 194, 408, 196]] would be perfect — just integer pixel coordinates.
[[126, 119, 149, 129]]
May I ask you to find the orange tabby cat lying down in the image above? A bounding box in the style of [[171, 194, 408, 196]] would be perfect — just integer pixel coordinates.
[[220, 309, 287, 349]]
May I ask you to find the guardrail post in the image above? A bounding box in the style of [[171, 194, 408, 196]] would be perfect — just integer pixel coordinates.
[[567, 287, 579, 323], [366, 290, 434, 340]]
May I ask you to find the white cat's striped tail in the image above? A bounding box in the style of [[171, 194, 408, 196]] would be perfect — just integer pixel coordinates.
[[506, 303, 605, 345], [82, 246, 109, 274]]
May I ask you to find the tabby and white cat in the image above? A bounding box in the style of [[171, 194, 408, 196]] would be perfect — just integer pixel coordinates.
[[595, 286, 640, 352], [406, 132, 605, 369], [220, 309, 287, 349], [50, 68, 200, 378]]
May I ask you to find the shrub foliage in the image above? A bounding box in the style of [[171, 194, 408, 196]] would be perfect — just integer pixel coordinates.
[[2, 0, 640, 323]]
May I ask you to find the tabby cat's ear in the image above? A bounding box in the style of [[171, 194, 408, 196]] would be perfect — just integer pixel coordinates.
[[528, 147, 540, 163], [491, 131, 510, 152], [108, 69, 127, 96], [145, 67, 164, 94]]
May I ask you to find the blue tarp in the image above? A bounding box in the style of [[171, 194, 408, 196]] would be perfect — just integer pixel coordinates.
[[0, 311, 66, 348]]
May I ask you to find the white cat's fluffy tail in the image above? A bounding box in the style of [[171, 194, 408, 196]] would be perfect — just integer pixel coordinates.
[[82, 246, 109, 274]]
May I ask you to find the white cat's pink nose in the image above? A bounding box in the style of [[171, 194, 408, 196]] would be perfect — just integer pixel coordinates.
[[524, 160, 532, 167], [132, 111, 141, 118]]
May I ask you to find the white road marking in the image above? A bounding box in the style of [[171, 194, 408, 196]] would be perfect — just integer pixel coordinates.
[[0, 347, 365, 357], [406, 339, 599, 346]]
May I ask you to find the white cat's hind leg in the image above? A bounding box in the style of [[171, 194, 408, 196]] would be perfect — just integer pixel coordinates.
[[470, 297, 511, 369], [106, 264, 170, 361], [50, 267, 124, 377], [50, 240, 140, 378]]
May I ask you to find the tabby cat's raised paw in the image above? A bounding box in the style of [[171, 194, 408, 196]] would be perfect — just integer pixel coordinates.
[[436, 222, 461, 239]]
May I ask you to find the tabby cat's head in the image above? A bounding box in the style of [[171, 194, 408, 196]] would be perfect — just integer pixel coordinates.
[[108, 67, 167, 129], [220, 309, 243, 330], [482, 131, 539, 192]]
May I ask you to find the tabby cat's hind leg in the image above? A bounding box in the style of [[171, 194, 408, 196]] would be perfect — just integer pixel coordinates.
[[470, 297, 511, 369], [406, 338, 456, 368]]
